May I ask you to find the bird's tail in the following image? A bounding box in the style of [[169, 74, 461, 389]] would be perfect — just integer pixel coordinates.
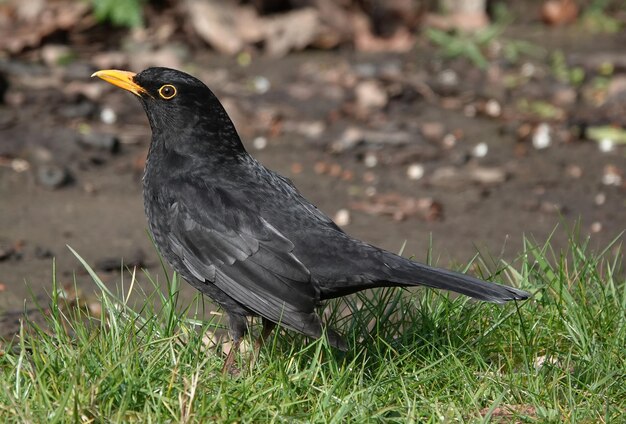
[[393, 259, 530, 303], [321, 250, 530, 303]]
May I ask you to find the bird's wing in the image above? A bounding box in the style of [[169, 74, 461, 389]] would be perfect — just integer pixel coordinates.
[[164, 182, 320, 332]]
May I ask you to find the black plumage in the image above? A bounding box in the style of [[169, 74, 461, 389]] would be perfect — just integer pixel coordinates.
[[93, 67, 530, 371]]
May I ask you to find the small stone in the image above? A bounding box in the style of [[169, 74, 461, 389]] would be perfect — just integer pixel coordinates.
[[355, 80, 388, 110], [37, 164, 69, 189], [253, 76, 270, 94], [520, 62, 537, 78], [438, 69, 458, 87], [598, 138, 614, 153], [594, 192, 606, 206], [364, 152, 378, 168], [590, 222, 602, 233], [601, 165, 622, 186], [100, 107, 117, 125], [430, 166, 462, 188], [484, 99, 501, 117], [407, 163, 425, 180], [532, 123, 551, 150], [470, 166, 507, 184], [442, 133, 457, 149], [252, 136, 267, 150], [332, 127, 363, 152], [87, 301, 102, 317], [11, 159, 30, 173], [472, 142, 488, 158], [334, 209, 350, 226]]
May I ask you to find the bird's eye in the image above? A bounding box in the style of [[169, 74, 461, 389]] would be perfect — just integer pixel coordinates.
[[158, 84, 177, 100]]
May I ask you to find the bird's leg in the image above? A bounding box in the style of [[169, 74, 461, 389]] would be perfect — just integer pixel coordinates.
[[255, 318, 277, 351], [222, 313, 249, 376], [222, 337, 242, 375], [249, 318, 277, 369]]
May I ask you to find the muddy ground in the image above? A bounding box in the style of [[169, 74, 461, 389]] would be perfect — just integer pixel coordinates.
[[0, 26, 625, 334]]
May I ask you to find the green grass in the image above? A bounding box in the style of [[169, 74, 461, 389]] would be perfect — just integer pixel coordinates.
[[1, 235, 624, 423]]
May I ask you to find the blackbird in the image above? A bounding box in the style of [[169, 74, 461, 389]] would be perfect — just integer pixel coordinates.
[[93, 67, 530, 372]]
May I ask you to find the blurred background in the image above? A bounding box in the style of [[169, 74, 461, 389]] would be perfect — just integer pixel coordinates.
[[0, 0, 624, 330]]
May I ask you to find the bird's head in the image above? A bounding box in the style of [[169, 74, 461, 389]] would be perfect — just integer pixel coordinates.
[[92, 67, 245, 157]]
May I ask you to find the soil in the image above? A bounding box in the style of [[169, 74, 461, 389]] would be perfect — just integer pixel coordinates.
[[0, 26, 624, 336]]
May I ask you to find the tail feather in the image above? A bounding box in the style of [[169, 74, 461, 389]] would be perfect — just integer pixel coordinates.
[[397, 261, 530, 303], [319, 251, 530, 302]]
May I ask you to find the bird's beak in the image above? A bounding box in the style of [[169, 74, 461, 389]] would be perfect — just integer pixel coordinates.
[[91, 69, 147, 97]]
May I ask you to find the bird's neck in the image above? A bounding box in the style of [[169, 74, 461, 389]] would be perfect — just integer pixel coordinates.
[[144, 129, 253, 184]]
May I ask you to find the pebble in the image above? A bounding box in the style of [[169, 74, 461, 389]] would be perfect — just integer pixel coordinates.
[[430, 166, 506, 188], [601, 165, 622, 186], [407, 163, 425, 180], [472, 142, 488, 158], [334, 209, 350, 226], [37, 164, 69, 189], [253, 76, 271, 94], [590, 222, 602, 233], [364, 152, 378, 168], [594, 192, 606, 206], [252, 136, 267, 150], [469, 166, 507, 184], [520, 62, 537, 78], [438, 69, 458, 87], [332, 127, 363, 152], [355, 80, 388, 110], [484, 99, 501, 117], [532, 123, 552, 150], [598, 138, 614, 153], [100, 107, 117, 125], [442, 133, 457, 149], [11, 158, 30, 173]]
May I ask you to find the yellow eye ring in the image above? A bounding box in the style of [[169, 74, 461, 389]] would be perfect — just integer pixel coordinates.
[[158, 84, 177, 99]]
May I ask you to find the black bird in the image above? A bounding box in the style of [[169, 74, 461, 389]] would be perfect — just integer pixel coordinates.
[[93, 67, 530, 372]]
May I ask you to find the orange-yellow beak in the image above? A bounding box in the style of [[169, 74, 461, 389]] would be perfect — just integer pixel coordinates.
[[91, 70, 146, 96]]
